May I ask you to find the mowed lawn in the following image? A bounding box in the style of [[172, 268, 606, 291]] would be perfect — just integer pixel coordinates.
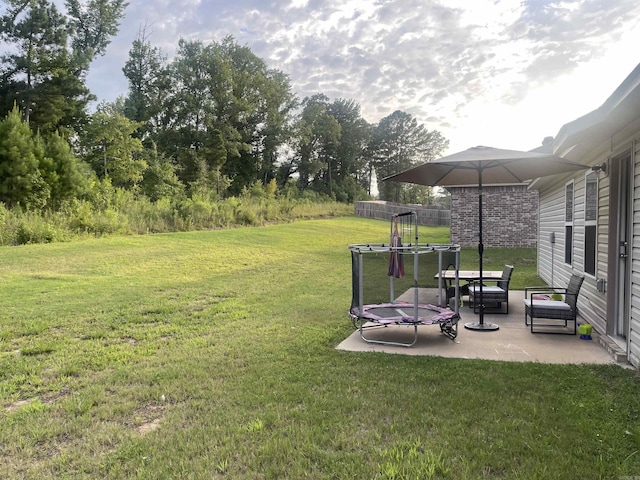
[[1, 217, 639, 479]]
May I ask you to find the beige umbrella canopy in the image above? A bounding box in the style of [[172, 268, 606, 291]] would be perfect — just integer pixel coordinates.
[[384, 146, 590, 331], [384, 146, 589, 186]]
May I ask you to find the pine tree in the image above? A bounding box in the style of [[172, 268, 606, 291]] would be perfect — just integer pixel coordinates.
[[0, 0, 126, 135], [0, 107, 49, 208]]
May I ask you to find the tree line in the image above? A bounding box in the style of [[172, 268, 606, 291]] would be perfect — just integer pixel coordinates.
[[0, 0, 450, 212]]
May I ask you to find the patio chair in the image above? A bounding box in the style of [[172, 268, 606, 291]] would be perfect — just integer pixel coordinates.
[[440, 251, 463, 304], [468, 264, 514, 314], [523, 273, 584, 334]]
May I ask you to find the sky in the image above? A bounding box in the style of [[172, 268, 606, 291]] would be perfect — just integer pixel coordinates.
[[86, 0, 640, 155]]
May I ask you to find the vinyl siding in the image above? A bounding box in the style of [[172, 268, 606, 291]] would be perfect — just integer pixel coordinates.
[[538, 159, 610, 336], [539, 133, 640, 366], [629, 140, 640, 366], [536, 73, 640, 366], [538, 180, 567, 285]]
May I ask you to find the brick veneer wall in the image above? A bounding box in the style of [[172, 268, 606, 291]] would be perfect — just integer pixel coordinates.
[[449, 185, 538, 248]]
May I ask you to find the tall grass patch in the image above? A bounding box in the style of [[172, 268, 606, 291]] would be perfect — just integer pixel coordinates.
[[0, 195, 353, 245]]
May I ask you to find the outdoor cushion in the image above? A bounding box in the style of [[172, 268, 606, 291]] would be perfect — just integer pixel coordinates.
[[524, 274, 584, 335], [469, 286, 505, 294], [522, 299, 571, 311], [468, 264, 514, 314]]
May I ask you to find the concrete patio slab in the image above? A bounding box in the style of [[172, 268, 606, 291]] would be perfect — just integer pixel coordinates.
[[337, 290, 626, 365]]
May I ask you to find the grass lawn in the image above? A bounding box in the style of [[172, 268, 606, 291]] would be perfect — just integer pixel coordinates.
[[1, 217, 639, 479]]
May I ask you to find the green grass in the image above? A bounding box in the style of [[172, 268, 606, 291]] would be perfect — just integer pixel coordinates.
[[1, 217, 639, 479]]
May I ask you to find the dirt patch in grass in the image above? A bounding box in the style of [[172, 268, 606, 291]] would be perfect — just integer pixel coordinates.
[[5, 399, 32, 413], [132, 404, 165, 436], [136, 417, 162, 435], [5, 388, 70, 413], [42, 388, 71, 405]]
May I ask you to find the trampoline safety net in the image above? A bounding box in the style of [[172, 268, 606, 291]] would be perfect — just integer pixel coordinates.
[[348, 211, 461, 347]]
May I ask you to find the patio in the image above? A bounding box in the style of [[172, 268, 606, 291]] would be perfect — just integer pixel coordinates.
[[337, 289, 628, 365]]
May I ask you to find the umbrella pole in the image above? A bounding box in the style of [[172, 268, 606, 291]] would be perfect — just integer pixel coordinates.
[[465, 168, 499, 331]]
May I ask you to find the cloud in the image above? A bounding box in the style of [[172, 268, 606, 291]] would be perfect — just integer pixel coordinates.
[[85, 0, 640, 150], [503, 0, 640, 88]]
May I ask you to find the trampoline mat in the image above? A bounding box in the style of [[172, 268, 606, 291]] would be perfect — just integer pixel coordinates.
[[350, 302, 457, 325]]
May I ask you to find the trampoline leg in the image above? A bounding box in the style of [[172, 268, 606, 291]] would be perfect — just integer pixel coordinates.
[[358, 322, 420, 348]]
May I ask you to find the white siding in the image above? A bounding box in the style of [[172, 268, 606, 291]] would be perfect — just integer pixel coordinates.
[[538, 151, 611, 337], [598, 172, 610, 284], [573, 176, 586, 273], [575, 170, 608, 335], [538, 179, 567, 285], [536, 78, 640, 366], [629, 140, 640, 366]]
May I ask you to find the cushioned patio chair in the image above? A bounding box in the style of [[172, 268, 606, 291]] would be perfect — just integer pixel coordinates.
[[468, 264, 514, 314], [523, 273, 584, 334]]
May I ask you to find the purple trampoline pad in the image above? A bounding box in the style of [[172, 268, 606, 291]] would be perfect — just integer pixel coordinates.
[[350, 302, 457, 325]]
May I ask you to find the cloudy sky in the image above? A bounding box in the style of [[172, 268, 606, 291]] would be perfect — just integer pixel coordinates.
[[87, 0, 640, 155]]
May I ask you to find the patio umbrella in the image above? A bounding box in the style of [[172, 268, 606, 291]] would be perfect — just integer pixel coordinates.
[[383, 146, 590, 331]]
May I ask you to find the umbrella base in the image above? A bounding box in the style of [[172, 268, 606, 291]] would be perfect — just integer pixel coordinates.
[[464, 321, 499, 331]]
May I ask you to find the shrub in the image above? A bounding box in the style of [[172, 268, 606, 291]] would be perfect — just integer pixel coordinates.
[[0, 192, 353, 246], [236, 206, 259, 225], [178, 197, 215, 230], [67, 200, 96, 233], [92, 209, 124, 236], [15, 213, 64, 245], [216, 198, 239, 227], [0, 203, 17, 246]]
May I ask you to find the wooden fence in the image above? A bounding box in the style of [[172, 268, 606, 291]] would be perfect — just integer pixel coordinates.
[[354, 201, 450, 226]]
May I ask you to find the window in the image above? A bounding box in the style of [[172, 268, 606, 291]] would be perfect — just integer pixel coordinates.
[[565, 182, 573, 264], [584, 172, 598, 275]]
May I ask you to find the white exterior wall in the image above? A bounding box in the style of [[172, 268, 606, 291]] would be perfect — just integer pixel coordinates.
[[538, 172, 608, 334], [629, 140, 640, 366], [538, 178, 570, 285], [538, 121, 640, 367]]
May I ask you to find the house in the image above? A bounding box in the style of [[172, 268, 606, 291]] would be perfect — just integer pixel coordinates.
[[531, 62, 640, 366]]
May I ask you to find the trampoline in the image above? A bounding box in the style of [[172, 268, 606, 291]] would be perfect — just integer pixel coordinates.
[[348, 211, 461, 347]]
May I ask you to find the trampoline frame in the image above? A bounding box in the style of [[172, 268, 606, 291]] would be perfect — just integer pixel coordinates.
[[348, 211, 461, 347]]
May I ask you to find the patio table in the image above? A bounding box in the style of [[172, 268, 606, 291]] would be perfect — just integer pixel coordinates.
[[434, 270, 504, 306]]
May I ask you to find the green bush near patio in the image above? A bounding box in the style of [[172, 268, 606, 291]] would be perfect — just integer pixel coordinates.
[[1, 217, 639, 479]]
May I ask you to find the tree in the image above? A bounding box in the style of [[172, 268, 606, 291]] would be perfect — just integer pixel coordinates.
[[326, 98, 371, 201], [155, 39, 233, 189], [66, 0, 128, 70], [215, 37, 297, 194], [40, 131, 90, 207], [0, 0, 83, 133], [370, 110, 448, 202], [292, 94, 341, 195], [0, 107, 49, 208], [131, 36, 296, 197], [282, 95, 372, 201], [0, 0, 127, 135], [139, 142, 184, 202], [208, 129, 228, 196], [0, 105, 91, 209], [122, 25, 169, 139], [81, 103, 146, 189], [224, 51, 297, 191]]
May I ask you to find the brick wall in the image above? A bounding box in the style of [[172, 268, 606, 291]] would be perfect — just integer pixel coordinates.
[[449, 185, 538, 248]]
